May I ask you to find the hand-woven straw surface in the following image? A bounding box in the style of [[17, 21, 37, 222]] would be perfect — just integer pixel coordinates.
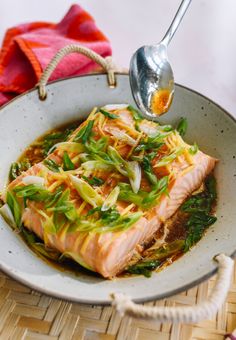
[[0, 261, 235, 340]]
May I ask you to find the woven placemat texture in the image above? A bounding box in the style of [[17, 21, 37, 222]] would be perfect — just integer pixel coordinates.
[[0, 262, 235, 340]]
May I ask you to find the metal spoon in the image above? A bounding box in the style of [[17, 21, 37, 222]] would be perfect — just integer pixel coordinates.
[[129, 0, 192, 120]]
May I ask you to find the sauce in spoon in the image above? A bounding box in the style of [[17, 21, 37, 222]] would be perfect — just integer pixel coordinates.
[[150, 88, 173, 116]]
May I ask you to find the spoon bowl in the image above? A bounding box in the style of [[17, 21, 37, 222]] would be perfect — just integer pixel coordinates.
[[129, 43, 174, 120]]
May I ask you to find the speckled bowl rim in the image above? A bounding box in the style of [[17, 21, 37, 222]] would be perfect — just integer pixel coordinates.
[[0, 73, 235, 305]]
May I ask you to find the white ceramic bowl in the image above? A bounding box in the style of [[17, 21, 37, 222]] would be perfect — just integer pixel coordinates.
[[0, 74, 235, 304]]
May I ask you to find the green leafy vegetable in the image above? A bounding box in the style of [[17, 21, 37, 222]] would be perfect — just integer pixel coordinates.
[[161, 125, 173, 132], [205, 175, 217, 200], [127, 105, 143, 130], [42, 126, 75, 156], [155, 147, 184, 168], [127, 105, 143, 121], [107, 146, 128, 176], [70, 210, 141, 234], [73, 120, 94, 144], [100, 109, 118, 119], [126, 260, 160, 278], [49, 188, 77, 231], [45, 186, 64, 208], [134, 131, 167, 153], [14, 184, 49, 202], [43, 159, 60, 172], [176, 117, 188, 137], [81, 120, 94, 144], [130, 155, 144, 162], [142, 176, 169, 205], [181, 194, 211, 214], [134, 140, 164, 153], [92, 152, 114, 166], [147, 240, 185, 261], [84, 139, 114, 166], [21, 228, 38, 244], [6, 191, 22, 228], [182, 175, 217, 251], [105, 147, 141, 192], [14, 184, 65, 209], [109, 212, 141, 232], [82, 176, 104, 187], [142, 153, 158, 185], [127, 240, 184, 277], [101, 211, 142, 233], [119, 176, 169, 209], [9, 160, 31, 181], [85, 136, 108, 154], [184, 213, 217, 252], [148, 130, 172, 144], [102, 186, 120, 211], [62, 151, 75, 171], [72, 125, 86, 142], [9, 162, 19, 180], [118, 183, 145, 207], [189, 143, 198, 155], [81, 160, 113, 171], [100, 208, 121, 223], [70, 175, 103, 208], [181, 175, 217, 214], [87, 206, 120, 223]]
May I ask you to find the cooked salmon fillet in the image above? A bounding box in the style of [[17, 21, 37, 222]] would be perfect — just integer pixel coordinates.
[[1, 105, 216, 278]]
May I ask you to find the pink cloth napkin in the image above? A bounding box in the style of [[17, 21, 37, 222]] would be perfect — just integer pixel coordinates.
[[0, 4, 112, 106]]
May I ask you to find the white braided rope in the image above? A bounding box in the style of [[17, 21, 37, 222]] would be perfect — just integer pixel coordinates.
[[112, 254, 234, 323], [37, 44, 116, 100]]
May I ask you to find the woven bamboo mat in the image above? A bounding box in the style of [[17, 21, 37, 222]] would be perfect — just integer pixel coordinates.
[[0, 262, 235, 340]]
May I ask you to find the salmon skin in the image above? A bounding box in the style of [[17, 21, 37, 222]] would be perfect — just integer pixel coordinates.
[[1, 105, 216, 278]]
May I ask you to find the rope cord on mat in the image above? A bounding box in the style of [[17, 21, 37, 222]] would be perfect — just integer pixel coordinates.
[[112, 254, 234, 323], [37, 44, 116, 100]]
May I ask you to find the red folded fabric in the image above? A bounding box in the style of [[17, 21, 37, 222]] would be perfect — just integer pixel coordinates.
[[0, 4, 112, 106]]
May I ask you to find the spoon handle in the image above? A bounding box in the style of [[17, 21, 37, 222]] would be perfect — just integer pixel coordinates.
[[162, 0, 192, 46]]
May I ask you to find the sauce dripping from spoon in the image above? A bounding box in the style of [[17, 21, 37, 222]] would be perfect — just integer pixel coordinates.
[[150, 88, 173, 116]]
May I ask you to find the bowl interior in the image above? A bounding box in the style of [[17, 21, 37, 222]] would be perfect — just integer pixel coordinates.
[[0, 74, 235, 304]]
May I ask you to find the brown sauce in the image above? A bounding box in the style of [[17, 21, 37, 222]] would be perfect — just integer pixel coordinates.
[[18, 120, 81, 164], [151, 88, 173, 115], [165, 210, 188, 243]]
